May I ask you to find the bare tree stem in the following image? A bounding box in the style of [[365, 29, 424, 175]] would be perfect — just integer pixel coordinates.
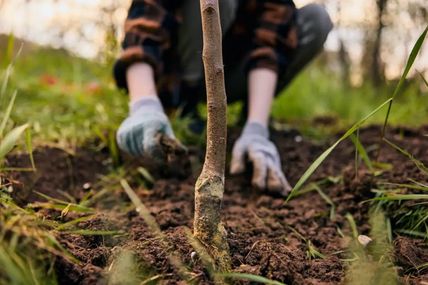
[[193, 0, 230, 272]]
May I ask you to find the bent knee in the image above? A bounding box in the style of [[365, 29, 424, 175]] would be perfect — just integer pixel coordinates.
[[299, 3, 333, 41], [219, 0, 239, 33]]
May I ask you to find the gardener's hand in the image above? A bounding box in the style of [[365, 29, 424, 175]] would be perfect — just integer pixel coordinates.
[[230, 122, 292, 196], [116, 98, 182, 160]]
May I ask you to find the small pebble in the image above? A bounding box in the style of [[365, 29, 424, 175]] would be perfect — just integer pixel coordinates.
[[83, 182, 92, 190], [190, 251, 197, 262], [294, 135, 303, 143], [358, 235, 373, 247]]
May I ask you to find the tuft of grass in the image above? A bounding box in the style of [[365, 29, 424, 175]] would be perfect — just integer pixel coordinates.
[[345, 209, 399, 285], [3, 48, 127, 149], [0, 45, 36, 171], [0, 241, 57, 285], [372, 180, 428, 239], [0, 173, 126, 284], [0, 189, 73, 285]]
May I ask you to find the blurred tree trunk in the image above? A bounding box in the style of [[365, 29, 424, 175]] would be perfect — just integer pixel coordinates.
[[372, 0, 387, 85], [337, 1, 351, 86], [338, 40, 351, 86], [194, 0, 231, 272], [363, 0, 388, 86]]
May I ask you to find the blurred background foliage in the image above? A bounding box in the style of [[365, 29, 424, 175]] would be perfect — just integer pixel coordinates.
[[0, 0, 427, 147]]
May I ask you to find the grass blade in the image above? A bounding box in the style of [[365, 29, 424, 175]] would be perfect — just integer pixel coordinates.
[[372, 194, 428, 201], [120, 179, 191, 282], [0, 90, 17, 138], [25, 128, 36, 171], [27, 202, 94, 213], [0, 65, 12, 99], [56, 215, 97, 231], [34, 191, 91, 209], [378, 182, 428, 192], [120, 180, 161, 233], [307, 240, 326, 259], [315, 186, 336, 220], [350, 133, 373, 171], [0, 123, 29, 162], [219, 273, 287, 285], [346, 213, 359, 239], [61, 230, 123, 236], [137, 167, 155, 184], [418, 70, 428, 87], [286, 98, 392, 201], [382, 25, 428, 137], [6, 33, 15, 65], [395, 229, 426, 238], [383, 138, 428, 175], [409, 179, 428, 188]]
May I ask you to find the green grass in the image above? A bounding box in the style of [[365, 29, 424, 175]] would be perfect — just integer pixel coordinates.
[[372, 181, 428, 239], [2, 37, 427, 150], [0, 189, 62, 285], [273, 63, 428, 133], [2, 47, 127, 149]]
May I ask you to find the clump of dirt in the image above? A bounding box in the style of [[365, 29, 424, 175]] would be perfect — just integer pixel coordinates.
[[5, 126, 428, 284], [395, 237, 428, 284]]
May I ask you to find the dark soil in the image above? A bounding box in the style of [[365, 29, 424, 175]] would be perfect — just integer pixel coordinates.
[[7, 146, 111, 205], [5, 126, 428, 285]]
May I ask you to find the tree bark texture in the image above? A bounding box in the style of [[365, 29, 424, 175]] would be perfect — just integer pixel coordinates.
[[193, 0, 230, 272]]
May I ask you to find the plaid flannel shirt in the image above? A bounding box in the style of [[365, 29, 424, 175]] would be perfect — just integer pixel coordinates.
[[114, 0, 298, 94]]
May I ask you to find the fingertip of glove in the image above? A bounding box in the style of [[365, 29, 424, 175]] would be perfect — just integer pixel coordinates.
[[251, 178, 266, 190], [265, 176, 293, 197], [230, 164, 244, 175], [280, 181, 293, 197]]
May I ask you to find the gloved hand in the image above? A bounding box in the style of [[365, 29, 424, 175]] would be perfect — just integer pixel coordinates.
[[116, 97, 179, 159], [230, 122, 292, 196]]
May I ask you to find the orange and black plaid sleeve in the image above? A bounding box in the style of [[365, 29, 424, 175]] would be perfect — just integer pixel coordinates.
[[246, 0, 298, 74], [113, 0, 179, 90]]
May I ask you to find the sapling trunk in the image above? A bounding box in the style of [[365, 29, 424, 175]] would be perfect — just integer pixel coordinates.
[[194, 0, 231, 271]]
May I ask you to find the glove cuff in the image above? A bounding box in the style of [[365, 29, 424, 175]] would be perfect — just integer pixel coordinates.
[[242, 122, 269, 139], [130, 97, 164, 115]]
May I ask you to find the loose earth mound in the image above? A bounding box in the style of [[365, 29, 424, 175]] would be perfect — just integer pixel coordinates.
[[6, 126, 428, 284]]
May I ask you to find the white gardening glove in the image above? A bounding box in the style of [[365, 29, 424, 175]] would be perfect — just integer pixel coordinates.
[[116, 97, 181, 159], [230, 122, 292, 196]]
